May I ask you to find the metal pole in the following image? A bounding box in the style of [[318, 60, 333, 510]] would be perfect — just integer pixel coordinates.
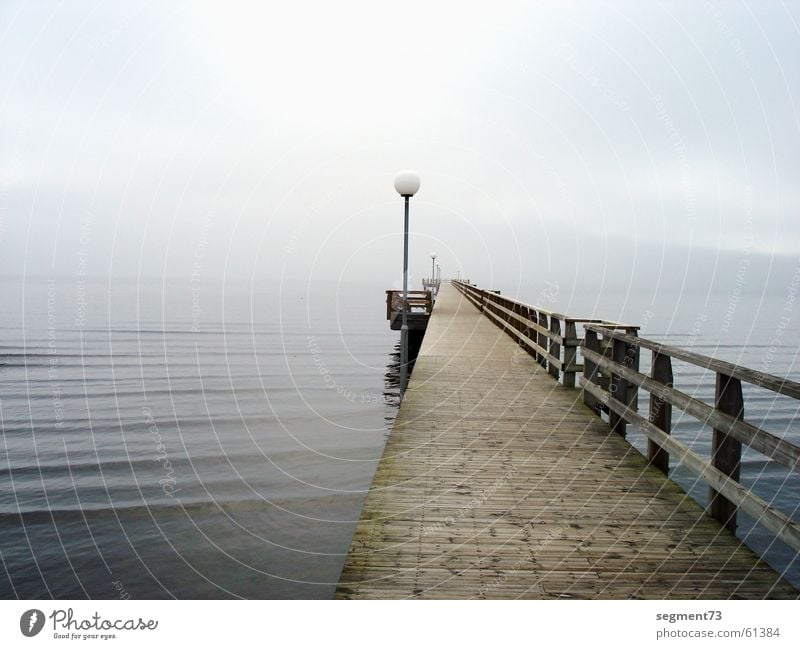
[[400, 195, 410, 396], [431, 257, 435, 285]]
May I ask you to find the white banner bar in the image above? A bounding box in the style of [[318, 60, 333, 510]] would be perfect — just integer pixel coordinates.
[[1, 600, 798, 648]]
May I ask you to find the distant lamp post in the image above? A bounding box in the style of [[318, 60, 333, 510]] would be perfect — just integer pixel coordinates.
[[394, 170, 421, 396], [430, 252, 437, 286], [436, 262, 441, 287]]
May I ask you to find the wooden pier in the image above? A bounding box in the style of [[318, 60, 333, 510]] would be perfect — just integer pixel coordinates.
[[336, 282, 800, 599]]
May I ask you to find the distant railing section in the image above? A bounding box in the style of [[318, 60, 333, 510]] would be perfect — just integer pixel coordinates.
[[385, 290, 433, 321], [422, 278, 440, 294], [452, 280, 633, 387], [452, 279, 800, 553]]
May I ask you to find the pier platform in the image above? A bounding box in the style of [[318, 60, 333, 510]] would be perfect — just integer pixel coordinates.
[[336, 283, 798, 599]]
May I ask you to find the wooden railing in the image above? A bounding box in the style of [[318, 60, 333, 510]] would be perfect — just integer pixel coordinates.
[[580, 325, 800, 551], [452, 280, 632, 387], [453, 280, 800, 553], [422, 278, 440, 293], [385, 290, 433, 320]]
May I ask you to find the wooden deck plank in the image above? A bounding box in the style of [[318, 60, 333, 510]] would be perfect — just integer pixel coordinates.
[[336, 284, 798, 599]]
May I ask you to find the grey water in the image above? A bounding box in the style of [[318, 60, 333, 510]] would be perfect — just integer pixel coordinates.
[[0, 278, 398, 598], [1, 277, 798, 598]]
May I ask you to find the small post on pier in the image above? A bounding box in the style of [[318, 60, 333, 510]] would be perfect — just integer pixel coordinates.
[[548, 318, 561, 381], [709, 372, 743, 532], [537, 313, 548, 368], [563, 321, 577, 388], [583, 329, 601, 412], [648, 351, 673, 474], [394, 171, 421, 396], [609, 332, 639, 438], [609, 338, 629, 436]]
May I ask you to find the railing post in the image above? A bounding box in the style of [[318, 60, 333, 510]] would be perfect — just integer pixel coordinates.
[[709, 372, 744, 532], [627, 328, 640, 413], [583, 328, 601, 412], [513, 301, 524, 339], [548, 317, 561, 381], [609, 337, 628, 436], [607, 330, 640, 437], [521, 306, 534, 357], [530, 310, 539, 364], [563, 321, 577, 388], [608, 333, 639, 437], [648, 351, 673, 474], [537, 313, 548, 368]]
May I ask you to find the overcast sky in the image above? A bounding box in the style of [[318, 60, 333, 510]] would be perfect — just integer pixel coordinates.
[[1, 0, 799, 298]]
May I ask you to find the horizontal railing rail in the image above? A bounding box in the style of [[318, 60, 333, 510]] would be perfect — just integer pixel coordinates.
[[453, 279, 800, 554]]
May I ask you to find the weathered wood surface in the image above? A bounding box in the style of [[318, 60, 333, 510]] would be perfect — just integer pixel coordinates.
[[336, 284, 798, 599]]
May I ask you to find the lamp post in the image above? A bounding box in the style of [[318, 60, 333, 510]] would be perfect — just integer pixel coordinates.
[[436, 262, 441, 287], [430, 252, 437, 286], [394, 170, 421, 396]]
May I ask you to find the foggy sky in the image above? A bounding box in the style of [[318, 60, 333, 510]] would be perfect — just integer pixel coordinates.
[[1, 0, 799, 299]]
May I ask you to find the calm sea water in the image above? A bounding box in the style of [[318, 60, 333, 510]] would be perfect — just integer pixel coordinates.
[[1, 277, 798, 598], [0, 278, 398, 598]]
